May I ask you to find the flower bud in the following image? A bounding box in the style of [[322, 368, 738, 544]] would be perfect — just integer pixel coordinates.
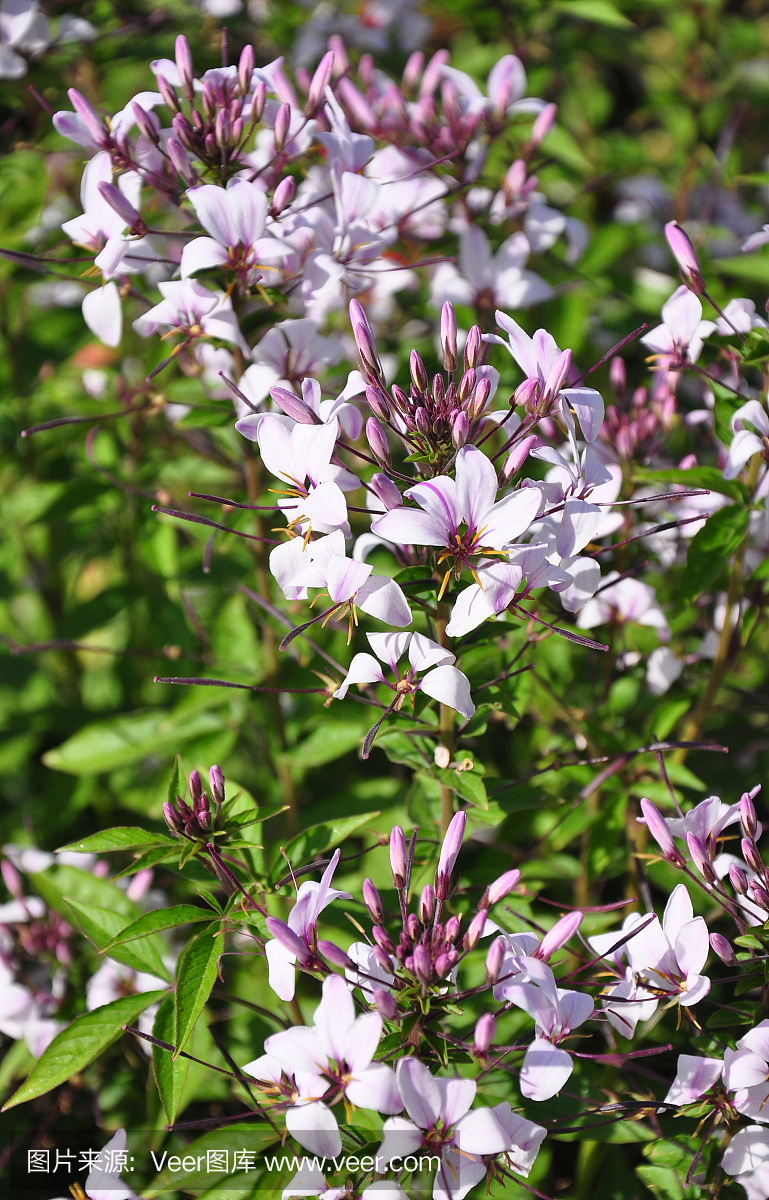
[[750, 880, 769, 911], [457, 368, 476, 405], [97, 182, 145, 236], [485, 868, 521, 907], [370, 473, 401, 511], [485, 935, 506, 984], [205, 132, 217, 158], [132, 101, 159, 145], [317, 939, 353, 969], [265, 917, 310, 962], [238, 43, 255, 95], [741, 792, 758, 839], [434, 952, 453, 978], [270, 385, 321, 425], [452, 411, 469, 449], [474, 1012, 496, 1055], [327, 34, 348, 76], [687, 833, 716, 884], [742, 838, 764, 876], [444, 914, 460, 942], [156, 74, 180, 115], [271, 175, 295, 216], [435, 810, 466, 899], [542, 348, 572, 404], [215, 108, 230, 149], [366, 417, 391, 466], [530, 102, 557, 148], [402, 50, 423, 92], [1, 859, 23, 899], [410, 350, 428, 394], [415, 407, 429, 436], [406, 913, 419, 942], [730, 864, 748, 895], [464, 325, 482, 370], [609, 356, 626, 395], [308, 51, 335, 112], [501, 436, 537, 484], [463, 909, 486, 951], [537, 911, 583, 960], [390, 826, 406, 888], [67, 88, 111, 149], [273, 102, 291, 151], [373, 986, 397, 1020], [373, 925, 395, 954], [709, 933, 736, 966], [419, 884, 435, 924], [365, 384, 390, 422], [664, 220, 705, 295], [504, 159, 527, 198], [251, 81, 266, 124], [639, 798, 685, 867], [209, 765, 225, 807], [441, 301, 458, 372], [469, 377, 492, 421], [167, 137, 198, 186], [189, 769, 202, 803], [373, 944, 394, 974], [514, 376, 540, 410], [413, 944, 431, 982], [175, 35, 195, 100], [363, 878, 384, 925]]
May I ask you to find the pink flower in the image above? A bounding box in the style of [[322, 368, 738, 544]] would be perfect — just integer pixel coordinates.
[[429, 227, 552, 313], [287, 530, 413, 630], [663, 1054, 723, 1107], [504, 957, 594, 1101], [640, 285, 716, 367], [181, 179, 295, 281], [334, 631, 474, 719], [625, 884, 711, 1008]]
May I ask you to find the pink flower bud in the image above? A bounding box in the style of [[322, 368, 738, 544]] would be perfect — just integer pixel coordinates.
[[370, 473, 401, 511], [327, 35, 348, 77], [132, 101, 159, 145], [175, 35, 195, 99], [406, 912, 419, 942], [273, 102, 291, 151], [238, 43, 255, 95], [373, 925, 395, 954], [410, 349, 428, 393], [536, 911, 583, 960], [469, 377, 491, 421], [167, 137, 198, 186], [441, 301, 458, 372], [609, 356, 626, 395], [366, 417, 391, 466], [209, 765, 225, 807], [156, 74, 180, 116], [452, 410, 469, 450], [68, 88, 110, 148], [501, 435, 537, 483], [317, 940, 353, 969], [97, 182, 145, 235], [420, 48, 450, 96], [353, 324, 383, 382], [750, 880, 769, 911], [215, 109, 230, 149], [458, 368, 476, 404], [402, 51, 424, 92], [434, 952, 453, 978], [413, 944, 431, 982], [419, 884, 435, 924], [373, 944, 394, 974], [338, 78, 377, 131], [487, 868, 521, 906], [504, 159, 527, 197], [530, 102, 557, 147], [742, 838, 764, 876], [730, 864, 748, 895], [664, 221, 705, 294], [270, 386, 321, 425], [363, 878, 384, 925], [741, 792, 758, 839], [443, 914, 460, 942], [251, 81, 266, 123], [463, 909, 486, 951], [364, 384, 390, 422], [265, 917, 310, 962], [709, 933, 736, 965], [373, 986, 397, 1020], [189, 769, 202, 802], [436, 810, 466, 899], [474, 1012, 496, 1055], [271, 176, 295, 216], [543, 348, 572, 404], [687, 833, 716, 884], [485, 935, 506, 984], [1, 859, 23, 899], [640, 798, 685, 867], [308, 51, 335, 112], [390, 826, 407, 888]]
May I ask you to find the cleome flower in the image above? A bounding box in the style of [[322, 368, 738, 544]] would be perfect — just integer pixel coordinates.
[[333, 631, 475, 720]]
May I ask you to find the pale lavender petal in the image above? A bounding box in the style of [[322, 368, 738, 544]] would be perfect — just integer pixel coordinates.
[[347, 1062, 402, 1114], [420, 665, 474, 719], [723, 1049, 768, 1092], [377, 1116, 423, 1166], [265, 938, 296, 1002], [555, 500, 603, 559], [286, 1101, 342, 1158], [675, 916, 709, 978], [662, 884, 694, 944], [313, 974, 355, 1063], [334, 653, 387, 700], [664, 1054, 723, 1105], [371, 506, 448, 547], [326, 554, 373, 603], [180, 236, 230, 278], [435, 1076, 477, 1126], [355, 576, 412, 627], [520, 1039, 573, 1101], [186, 183, 237, 246], [679, 973, 711, 1007], [454, 1106, 509, 1155], [560, 387, 604, 442], [367, 631, 412, 674], [455, 445, 497, 533], [408, 632, 454, 672], [396, 1057, 441, 1128], [482, 487, 541, 549], [82, 283, 122, 347]]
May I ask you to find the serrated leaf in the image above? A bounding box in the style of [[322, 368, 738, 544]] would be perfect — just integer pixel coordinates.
[[104, 904, 218, 950], [678, 505, 749, 610], [65, 900, 171, 981], [2, 991, 166, 1110], [152, 994, 188, 1125], [174, 926, 223, 1057], [57, 827, 173, 854]]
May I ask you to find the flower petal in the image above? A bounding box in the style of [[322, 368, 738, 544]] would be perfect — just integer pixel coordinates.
[[520, 1039, 573, 1101]]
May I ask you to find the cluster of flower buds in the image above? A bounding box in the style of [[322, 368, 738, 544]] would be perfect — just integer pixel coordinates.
[[163, 765, 225, 841], [355, 301, 495, 469], [161, 37, 264, 182], [600, 357, 663, 461]]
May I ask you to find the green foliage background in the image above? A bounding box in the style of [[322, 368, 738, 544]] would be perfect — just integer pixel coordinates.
[[3, 1, 769, 1197]]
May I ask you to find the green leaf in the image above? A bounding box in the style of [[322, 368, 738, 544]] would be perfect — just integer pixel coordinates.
[[553, 0, 634, 27], [42, 708, 227, 776], [716, 254, 769, 285], [104, 904, 218, 950], [57, 827, 173, 854], [276, 812, 379, 880], [633, 466, 748, 503], [167, 754, 184, 807], [288, 718, 368, 772], [393, 566, 436, 589], [65, 900, 171, 981], [110, 845, 179, 881], [30, 865, 139, 920], [2, 991, 166, 1110], [427, 766, 488, 809], [174, 926, 224, 1057], [678, 505, 749, 610], [145, 1125, 278, 1196], [735, 933, 764, 949], [706, 1006, 755, 1028], [152, 995, 189, 1125]]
